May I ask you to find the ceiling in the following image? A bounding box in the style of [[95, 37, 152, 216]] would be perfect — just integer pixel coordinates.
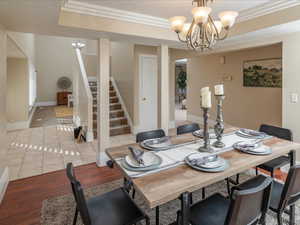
[[84, 0, 272, 20], [0, 0, 300, 53]]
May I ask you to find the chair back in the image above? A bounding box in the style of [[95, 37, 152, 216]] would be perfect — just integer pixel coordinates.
[[176, 123, 200, 135], [225, 177, 273, 225], [279, 165, 300, 210], [259, 124, 293, 141], [66, 163, 91, 225], [136, 129, 166, 143]]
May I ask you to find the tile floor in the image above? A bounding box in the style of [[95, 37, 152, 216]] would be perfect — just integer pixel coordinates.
[[0, 105, 189, 181], [0, 124, 135, 181]]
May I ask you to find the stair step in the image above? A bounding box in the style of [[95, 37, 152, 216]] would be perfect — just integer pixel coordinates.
[[110, 110, 124, 118], [93, 103, 122, 112], [110, 97, 119, 103], [93, 117, 128, 128], [110, 125, 131, 136], [93, 110, 124, 120]]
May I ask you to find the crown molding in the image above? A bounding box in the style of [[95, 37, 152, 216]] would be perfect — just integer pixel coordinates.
[[62, 0, 170, 29], [62, 0, 300, 29], [237, 0, 300, 23]]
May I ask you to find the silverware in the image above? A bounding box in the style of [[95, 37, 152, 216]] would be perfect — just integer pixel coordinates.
[[128, 146, 145, 166]]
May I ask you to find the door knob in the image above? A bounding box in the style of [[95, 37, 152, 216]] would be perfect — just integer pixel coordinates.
[[142, 97, 146, 101]]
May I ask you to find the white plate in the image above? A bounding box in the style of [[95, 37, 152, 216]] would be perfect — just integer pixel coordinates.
[[187, 153, 225, 169], [142, 137, 172, 149], [125, 152, 161, 168]]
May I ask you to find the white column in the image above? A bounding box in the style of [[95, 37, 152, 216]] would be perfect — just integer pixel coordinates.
[[158, 45, 169, 135], [96, 38, 110, 166]]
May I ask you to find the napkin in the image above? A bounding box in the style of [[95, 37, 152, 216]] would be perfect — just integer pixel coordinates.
[[128, 146, 145, 166]]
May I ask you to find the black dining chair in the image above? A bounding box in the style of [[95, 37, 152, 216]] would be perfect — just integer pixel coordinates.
[[176, 123, 200, 135], [176, 176, 273, 225], [136, 129, 166, 143], [66, 163, 150, 225], [256, 124, 293, 177], [234, 165, 300, 225]]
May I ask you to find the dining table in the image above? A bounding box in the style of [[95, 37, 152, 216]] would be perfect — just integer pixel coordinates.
[[106, 127, 300, 225]]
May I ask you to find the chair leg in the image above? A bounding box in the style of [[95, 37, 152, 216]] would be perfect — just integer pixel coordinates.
[[145, 216, 150, 225], [290, 205, 295, 225], [176, 211, 182, 225], [202, 188, 206, 199], [73, 208, 78, 225], [156, 206, 160, 225], [277, 212, 283, 225], [132, 189, 136, 199], [271, 170, 274, 178], [255, 167, 258, 175], [226, 178, 231, 196]]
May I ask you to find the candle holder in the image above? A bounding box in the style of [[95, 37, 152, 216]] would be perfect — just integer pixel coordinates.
[[199, 107, 214, 153], [213, 95, 225, 148]]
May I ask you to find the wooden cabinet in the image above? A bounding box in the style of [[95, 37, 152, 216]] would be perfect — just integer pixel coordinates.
[[57, 91, 72, 105]]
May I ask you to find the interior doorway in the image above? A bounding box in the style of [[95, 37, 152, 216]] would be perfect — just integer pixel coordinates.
[[175, 58, 187, 124]]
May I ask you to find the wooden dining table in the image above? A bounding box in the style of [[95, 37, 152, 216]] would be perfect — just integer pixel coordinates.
[[106, 127, 300, 225]]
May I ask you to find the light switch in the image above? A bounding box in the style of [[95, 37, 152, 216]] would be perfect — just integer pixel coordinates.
[[291, 93, 298, 103]]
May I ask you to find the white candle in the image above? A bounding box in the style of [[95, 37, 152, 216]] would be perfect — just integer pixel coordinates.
[[214, 84, 224, 95], [201, 87, 210, 96], [202, 91, 212, 108]]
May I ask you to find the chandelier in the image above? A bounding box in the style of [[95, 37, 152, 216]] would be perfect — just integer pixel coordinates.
[[169, 0, 238, 51]]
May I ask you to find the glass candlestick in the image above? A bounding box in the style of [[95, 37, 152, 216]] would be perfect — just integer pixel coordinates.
[[199, 107, 214, 153], [213, 95, 225, 148]]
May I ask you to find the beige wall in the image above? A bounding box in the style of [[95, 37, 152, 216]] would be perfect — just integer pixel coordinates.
[[6, 58, 29, 122], [282, 32, 300, 161], [8, 32, 36, 108], [187, 44, 282, 130], [35, 35, 76, 102], [83, 54, 97, 77], [0, 24, 7, 153], [111, 42, 135, 120]]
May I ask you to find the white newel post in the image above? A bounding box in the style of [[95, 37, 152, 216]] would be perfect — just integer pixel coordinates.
[[96, 38, 110, 167], [158, 45, 170, 135]]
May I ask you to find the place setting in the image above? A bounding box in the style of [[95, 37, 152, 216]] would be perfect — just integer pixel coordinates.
[[185, 153, 229, 172], [233, 140, 272, 155]]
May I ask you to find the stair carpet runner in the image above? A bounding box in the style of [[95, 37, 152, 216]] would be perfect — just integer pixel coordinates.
[[89, 80, 131, 137]]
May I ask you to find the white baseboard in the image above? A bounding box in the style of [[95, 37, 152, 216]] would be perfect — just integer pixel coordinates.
[[35, 101, 57, 107], [96, 151, 110, 167]]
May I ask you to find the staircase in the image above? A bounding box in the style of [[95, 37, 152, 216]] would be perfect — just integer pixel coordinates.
[[89, 79, 131, 137]]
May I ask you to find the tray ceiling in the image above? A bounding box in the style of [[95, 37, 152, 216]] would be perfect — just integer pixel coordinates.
[[83, 0, 272, 19]]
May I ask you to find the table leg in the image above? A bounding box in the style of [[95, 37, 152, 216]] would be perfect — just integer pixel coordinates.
[[289, 150, 296, 225], [180, 192, 190, 225]]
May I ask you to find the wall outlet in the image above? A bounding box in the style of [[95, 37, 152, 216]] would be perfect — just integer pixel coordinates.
[[291, 93, 298, 103]]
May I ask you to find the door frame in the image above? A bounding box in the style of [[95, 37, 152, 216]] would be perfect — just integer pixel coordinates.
[[138, 54, 158, 132]]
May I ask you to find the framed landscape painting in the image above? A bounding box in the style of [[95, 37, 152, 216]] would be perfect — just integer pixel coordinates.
[[243, 58, 282, 88]]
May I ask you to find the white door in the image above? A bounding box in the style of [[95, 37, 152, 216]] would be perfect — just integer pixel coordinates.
[[139, 55, 158, 131]]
